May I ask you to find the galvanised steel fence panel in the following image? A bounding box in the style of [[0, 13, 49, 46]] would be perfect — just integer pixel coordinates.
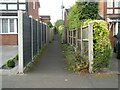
[[38, 22, 42, 49], [42, 23, 46, 46], [18, 11, 54, 73], [33, 19, 38, 57], [23, 14, 32, 67]]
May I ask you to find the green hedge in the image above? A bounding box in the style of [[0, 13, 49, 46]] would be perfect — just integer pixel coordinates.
[[58, 25, 63, 38], [7, 59, 15, 68], [67, 2, 98, 30], [84, 20, 112, 72]]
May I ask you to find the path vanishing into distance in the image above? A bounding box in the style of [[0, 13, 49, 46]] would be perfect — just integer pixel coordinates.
[[2, 34, 118, 88]]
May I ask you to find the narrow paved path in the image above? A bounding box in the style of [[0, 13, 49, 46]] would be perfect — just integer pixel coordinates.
[[27, 34, 67, 74], [2, 34, 118, 88]]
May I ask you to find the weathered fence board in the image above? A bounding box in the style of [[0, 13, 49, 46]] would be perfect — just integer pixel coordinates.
[[67, 23, 93, 73]]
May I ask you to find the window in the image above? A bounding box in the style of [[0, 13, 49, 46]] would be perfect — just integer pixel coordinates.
[[0, 0, 17, 3], [114, 0, 120, 7], [0, 18, 17, 34], [8, 4, 17, 10], [114, 9, 120, 14], [107, 9, 113, 14], [19, 0, 26, 3], [2, 19, 8, 33], [10, 19, 14, 32], [19, 4, 26, 10], [107, 0, 113, 7], [0, 4, 6, 10]]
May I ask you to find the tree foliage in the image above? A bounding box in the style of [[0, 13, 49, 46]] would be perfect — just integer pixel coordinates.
[[54, 19, 63, 29], [67, 2, 98, 30], [47, 21, 53, 28]]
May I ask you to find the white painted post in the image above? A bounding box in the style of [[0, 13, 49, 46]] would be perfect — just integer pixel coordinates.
[[40, 21, 43, 48], [67, 30, 69, 44], [80, 27, 83, 56], [76, 29, 78, 50], [88, 22, 93, 73], [46, 25, 48, 44], [18, 10, 24, 74], [72, 30, 74, 46], [36, 19, 39, 53], [29, 16, 34, 61], [115, 20, 118, 35]]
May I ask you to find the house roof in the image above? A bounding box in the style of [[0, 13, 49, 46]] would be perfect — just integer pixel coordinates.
[[39, 15, 51, 20]]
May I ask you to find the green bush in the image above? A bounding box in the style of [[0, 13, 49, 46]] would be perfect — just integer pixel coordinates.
[[58, 25, 63, 38], [67, 2, 98, 30], [14, 54, 18, 61], [84, 20, 112, 72], [7, 59, 15, 68]]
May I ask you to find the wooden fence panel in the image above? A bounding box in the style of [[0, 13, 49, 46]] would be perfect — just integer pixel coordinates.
[[67, 23, 93, 73]]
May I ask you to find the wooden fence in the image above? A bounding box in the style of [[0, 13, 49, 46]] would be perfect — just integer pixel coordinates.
[[67, 23, 93, 73]]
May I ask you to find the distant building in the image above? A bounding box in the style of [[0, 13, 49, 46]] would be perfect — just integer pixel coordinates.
[[98, 0, 120, 48], [0, 0, 40, 45], [39, 15, 51, 23]]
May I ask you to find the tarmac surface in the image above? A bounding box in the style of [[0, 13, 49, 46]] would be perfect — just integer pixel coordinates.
[[2, 34, 119, 88], [0, 46, 18, 67]]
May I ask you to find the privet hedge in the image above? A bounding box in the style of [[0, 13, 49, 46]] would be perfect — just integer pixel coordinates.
[[84, 20, 112, 72]]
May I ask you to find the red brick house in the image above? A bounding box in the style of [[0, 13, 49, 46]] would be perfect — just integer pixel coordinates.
[[98, 0, 120, 48], [0, 0, 40, 45], [39, 15, 51, 23]]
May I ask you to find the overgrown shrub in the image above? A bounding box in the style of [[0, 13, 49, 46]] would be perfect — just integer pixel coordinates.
[[84, 20, 112, 72], [7, 59, 15, 68], [67, 2, 98, 30], [62, 44, 89, 73]]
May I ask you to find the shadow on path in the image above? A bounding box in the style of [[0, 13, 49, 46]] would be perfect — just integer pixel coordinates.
[[2, 34, 118, 88], [27, 34, 67, 75]]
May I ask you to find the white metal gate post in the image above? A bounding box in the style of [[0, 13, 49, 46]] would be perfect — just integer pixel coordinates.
[[88, 22, 93, 73], [18, 10, 24, 74]]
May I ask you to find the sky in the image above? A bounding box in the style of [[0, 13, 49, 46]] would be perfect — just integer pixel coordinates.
[[39, 0, 76, 24]]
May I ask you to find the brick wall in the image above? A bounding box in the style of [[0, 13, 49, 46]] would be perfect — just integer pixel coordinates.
[[27, 0, 39, 20], [98, 0, 105, 18], [0, 34, 18, 45]]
